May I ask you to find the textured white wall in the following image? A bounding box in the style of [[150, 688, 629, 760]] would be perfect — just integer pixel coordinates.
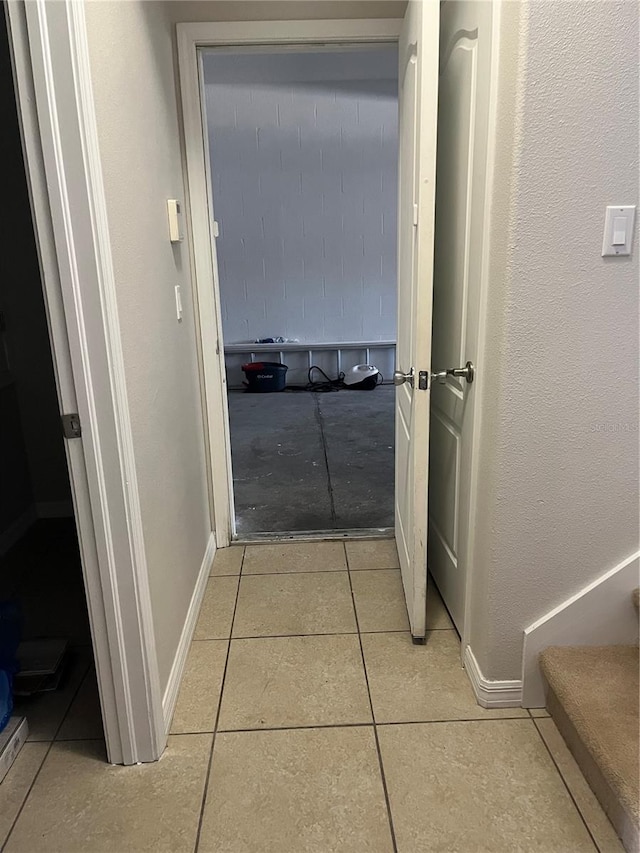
[[85, 1, 211, 693], [203, 50, 398, 344], [469, 0, 640, 680]]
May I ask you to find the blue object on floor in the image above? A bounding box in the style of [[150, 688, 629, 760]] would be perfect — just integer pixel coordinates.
[[0, 601, 22, 733]]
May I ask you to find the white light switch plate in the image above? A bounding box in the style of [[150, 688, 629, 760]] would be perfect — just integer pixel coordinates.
[[602, 205, 636, 256], [167, 199, 183, 243]]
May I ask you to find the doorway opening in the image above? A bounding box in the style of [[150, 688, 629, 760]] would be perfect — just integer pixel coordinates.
[[0, 11, 102, 755], [181, 8, 439, 641], [201, 44, 399, 540]]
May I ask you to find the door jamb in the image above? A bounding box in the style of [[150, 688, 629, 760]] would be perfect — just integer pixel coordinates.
[[6, 0, 165, 764], [460, 2, 503, 658], [176, 19, 403, 546]]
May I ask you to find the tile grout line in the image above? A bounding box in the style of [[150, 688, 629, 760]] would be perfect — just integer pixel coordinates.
[[36, 735, 107, 743], [1, 741, 53, 853], [2, 655, 93, 851], [232, 566, 403, 576], [238, 540, 396, 547], [192, 546, 245, 853], [218, 715, 531, 733], [531, 717, 602, 853], [344, 542, 399, 853], [169, 714, 540, 737], [193, 626, 455, 642]]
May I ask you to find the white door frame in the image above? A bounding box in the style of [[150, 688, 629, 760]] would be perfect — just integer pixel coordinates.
[[177, 19, 403, 546], [6, 0, 165, 764], [459, 1, 503, 658]]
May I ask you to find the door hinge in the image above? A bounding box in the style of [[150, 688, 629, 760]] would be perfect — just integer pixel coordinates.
[[418, 370, 429, 390], [61, 413, 82, 439], [413, 203, 418, 226]]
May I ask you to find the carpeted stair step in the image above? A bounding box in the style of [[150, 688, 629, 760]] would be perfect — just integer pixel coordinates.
[[540, 645, 639, 852]]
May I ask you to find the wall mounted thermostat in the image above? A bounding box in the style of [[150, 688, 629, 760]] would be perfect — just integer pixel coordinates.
[[602, 205, 636, 257], [167, 199, 184, 243]]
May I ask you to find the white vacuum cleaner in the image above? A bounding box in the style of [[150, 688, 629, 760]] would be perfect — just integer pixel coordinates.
[[342, 364, 381, 390]]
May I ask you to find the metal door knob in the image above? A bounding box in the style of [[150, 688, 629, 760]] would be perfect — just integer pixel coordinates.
[[433, 361, 475, 385], [393, 368, 415, 387]]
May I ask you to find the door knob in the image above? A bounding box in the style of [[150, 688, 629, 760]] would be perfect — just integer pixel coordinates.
[[393, 367, 415, 387], [432, 361, 475, 385]]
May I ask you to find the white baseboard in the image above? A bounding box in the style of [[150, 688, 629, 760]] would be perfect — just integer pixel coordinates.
[[0, 506, 37, 557], [521, 551, 640, 708], [463, 645, 523, 708], [36, 500, 74, 518], [162, 532, 217, 733]]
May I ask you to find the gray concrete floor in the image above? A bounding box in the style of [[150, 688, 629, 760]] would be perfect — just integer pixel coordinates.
[[227, 386, 395, 535]]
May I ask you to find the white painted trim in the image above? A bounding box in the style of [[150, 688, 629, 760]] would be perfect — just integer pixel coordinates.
[[0, 507, 37, 557], [36, 500, 74, 518], [521, 551, 640, 708], [461, 0, 503, 658], [12, 0, 164, 763], [5, 0, 124, 767], [177, 25, 233, 547], [177, 18, 404, 547], [177, 19, 402, 48], [463, 644, 523, 708], [224, 340, 397, 354], [162, 533, 217, 733]]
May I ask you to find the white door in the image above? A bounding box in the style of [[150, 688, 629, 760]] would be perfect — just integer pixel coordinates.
[[428, 1, 494, 634], [394, 0, 440, 642]]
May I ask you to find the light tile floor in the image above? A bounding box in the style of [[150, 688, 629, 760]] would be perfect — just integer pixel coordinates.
[[1, 540, 624, 852]]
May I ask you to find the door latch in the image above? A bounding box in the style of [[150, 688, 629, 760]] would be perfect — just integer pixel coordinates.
[[393, 368, 431, 390], [432, 361, 475, 385], [61, 413, 82, 439]]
